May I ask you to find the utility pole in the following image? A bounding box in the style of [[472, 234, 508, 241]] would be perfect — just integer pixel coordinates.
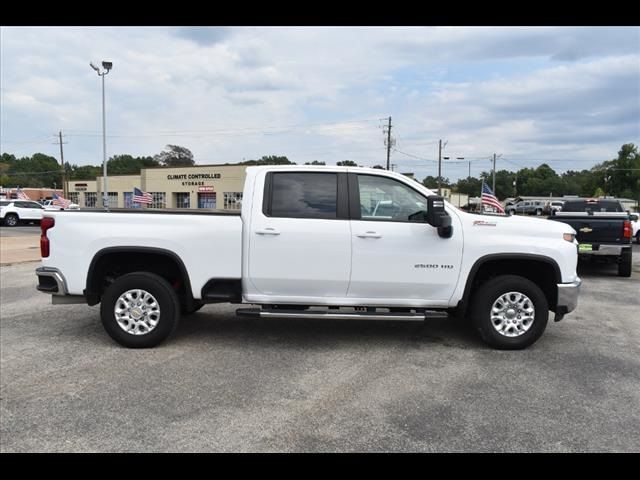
[[492, 153, 496, 193], [53, 131, 68, 197], [385, 116, 392, 170], [491, 153, 503, 194], [468, 161, 471, 180], [438, 139, 447, 196]]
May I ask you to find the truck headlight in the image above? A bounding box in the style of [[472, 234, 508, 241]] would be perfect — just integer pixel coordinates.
[[563, 233, 575, 243]]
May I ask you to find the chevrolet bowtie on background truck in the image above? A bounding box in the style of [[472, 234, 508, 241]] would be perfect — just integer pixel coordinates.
[[36, 166, 581, 350]]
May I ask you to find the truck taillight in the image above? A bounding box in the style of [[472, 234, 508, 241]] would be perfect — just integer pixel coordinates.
[[622, 220, 632, 239], [40, 217, 55, 257]]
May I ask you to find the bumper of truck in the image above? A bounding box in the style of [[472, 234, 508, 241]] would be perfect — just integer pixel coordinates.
[[554, 278, 582, 321]]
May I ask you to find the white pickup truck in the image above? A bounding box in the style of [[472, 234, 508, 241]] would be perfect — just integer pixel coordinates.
[[36, 166, 581, 350]]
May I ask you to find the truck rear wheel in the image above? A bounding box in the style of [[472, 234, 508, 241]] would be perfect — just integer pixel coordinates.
[[470, 275, 549, 350], [100, 272, 180, 348], [618, 249, 632, 277]]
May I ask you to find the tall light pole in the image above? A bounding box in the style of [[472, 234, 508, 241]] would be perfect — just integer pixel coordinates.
[[90, 61, 113, 210], [438, 139, 448, 196]]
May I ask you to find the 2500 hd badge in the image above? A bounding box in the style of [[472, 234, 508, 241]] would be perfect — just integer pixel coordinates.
[[415, 263, 454, 269]]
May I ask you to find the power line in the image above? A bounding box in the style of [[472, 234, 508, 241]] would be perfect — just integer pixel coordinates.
[[63, 117, 383, 138]]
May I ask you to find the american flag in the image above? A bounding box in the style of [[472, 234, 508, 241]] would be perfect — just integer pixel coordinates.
[[52, 193, 72, 208], [133, 187, 153, 204], [16, 187, 30, 200], [481, 182, 505, 213]]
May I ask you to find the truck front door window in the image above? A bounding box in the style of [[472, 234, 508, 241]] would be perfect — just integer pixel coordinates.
[[357, 175, 427, 222]]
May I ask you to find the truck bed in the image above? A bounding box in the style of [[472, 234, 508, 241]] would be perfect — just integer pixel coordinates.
[[41, 210, 243, 299]]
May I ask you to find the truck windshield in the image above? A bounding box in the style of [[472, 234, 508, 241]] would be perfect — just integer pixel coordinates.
[[562, 200, 623, 213]]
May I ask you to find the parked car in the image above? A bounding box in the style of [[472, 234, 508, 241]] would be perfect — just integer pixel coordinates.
[[42, 199, 80, 211], [550, 198, 633, 277], [630, 213, 640, 244], [507, 200, 546, 216], [0, 200, 45, 226], [36, 165, 581, 350], [545, 201, 564, 215]]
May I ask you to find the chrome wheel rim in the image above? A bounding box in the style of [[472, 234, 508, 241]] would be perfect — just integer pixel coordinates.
[[114, 289, 160, 335], [490, 291, 535, 337]]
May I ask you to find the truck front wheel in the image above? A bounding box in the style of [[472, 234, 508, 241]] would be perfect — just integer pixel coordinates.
[[470, 275, 549, 350], [100, 272, 180, 348]]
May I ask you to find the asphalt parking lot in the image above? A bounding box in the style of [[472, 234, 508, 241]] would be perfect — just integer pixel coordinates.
[[1, 239, 639, 452]]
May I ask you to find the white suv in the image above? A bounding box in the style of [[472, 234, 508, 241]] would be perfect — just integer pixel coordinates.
[[0, 200, 45, 226], [42, 199, 80, 210]]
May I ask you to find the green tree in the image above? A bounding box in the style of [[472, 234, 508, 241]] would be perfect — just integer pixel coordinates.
[[304, 160, 326, 165], [107, 154, 160, 174], [154, 145, 196, 167], [69, 164, 102, 180], [422, 175, 450, 189], [454, 177, 483, 196], [2, 153, 62, 188], [336, 160, 358, 166], [238, 155, 295, 166]]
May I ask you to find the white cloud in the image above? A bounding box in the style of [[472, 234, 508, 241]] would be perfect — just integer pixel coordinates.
[[1, 26, 638, 180]]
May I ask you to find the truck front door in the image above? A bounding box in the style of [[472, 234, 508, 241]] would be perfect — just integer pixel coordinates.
[[248, 171, 352, 299], [348, 173, 463, 305]]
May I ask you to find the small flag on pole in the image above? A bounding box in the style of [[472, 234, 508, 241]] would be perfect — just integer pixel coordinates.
[[16, 187, 30, 200], [133, 187, 153, 204], [481, 182, 505, 213], [52, 193, 72, 208]]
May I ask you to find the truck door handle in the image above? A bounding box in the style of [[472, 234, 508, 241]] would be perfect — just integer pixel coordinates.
[[356, 231, 382, 238], [255, 228, 280, 235]]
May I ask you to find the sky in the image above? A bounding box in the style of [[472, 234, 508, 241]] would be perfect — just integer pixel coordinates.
[[1, 26, 639, 182]]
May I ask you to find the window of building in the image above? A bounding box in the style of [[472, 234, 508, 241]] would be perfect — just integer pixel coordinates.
[[85, 192, 97, 208], [149, 192, 166, 209], [198, 192, 216, 209], [123, 192, 141, 208], [268, 172, 337, 219], [223, 192, 242, 210], [108, 192, 118, 209], [357, 174, 427, 222], [175, 192, 190, 209], [68, 192, 79, 205]]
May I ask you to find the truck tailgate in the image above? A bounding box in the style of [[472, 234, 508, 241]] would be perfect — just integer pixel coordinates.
[[552, 214, 627, 244]]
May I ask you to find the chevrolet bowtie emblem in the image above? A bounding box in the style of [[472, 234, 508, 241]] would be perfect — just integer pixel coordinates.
[[579, 227, 593, 233]]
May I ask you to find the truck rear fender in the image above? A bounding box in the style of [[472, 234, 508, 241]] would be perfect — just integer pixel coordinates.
[[84, 247, 193, 307]]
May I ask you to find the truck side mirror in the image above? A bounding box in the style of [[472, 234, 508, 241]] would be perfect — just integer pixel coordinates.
[[630, 214, 639, 222], [426, 196, 453, 238]]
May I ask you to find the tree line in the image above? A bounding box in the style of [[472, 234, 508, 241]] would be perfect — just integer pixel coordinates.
[[422, 144, 639, 201], [2, 143, 638, 202]]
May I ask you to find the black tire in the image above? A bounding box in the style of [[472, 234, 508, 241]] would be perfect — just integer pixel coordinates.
[[181, 301, 205, 315], [636, 232, 640, 245], [100, 272, 181, 348], [4, 213, 19, 227], [618, 249, 632, 277], [470, 275, 549, 350], [535, 208, 542, 216]]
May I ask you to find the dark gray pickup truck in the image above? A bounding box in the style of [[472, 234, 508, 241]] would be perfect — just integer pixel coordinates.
[[549, 199, 633, 277]]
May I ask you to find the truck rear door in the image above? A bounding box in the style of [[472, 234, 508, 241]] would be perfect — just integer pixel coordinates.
[[247, 171, 352, 298]]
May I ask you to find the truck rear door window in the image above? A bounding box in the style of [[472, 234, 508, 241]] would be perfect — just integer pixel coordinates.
[[268, 172, 338, 219]]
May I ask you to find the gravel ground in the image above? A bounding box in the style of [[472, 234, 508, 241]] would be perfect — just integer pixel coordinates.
[[1, 246, 639, 452]]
